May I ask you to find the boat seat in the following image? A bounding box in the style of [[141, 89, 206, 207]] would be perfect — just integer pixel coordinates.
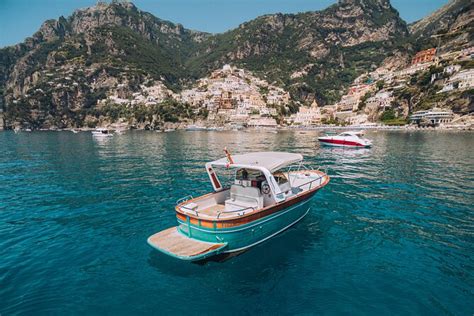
[[224, 185, 263, 213]]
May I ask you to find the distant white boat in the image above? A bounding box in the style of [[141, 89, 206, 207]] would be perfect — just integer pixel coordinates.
[[186, 125, 206, 131], [92, 128, 113, 137], [230, 125, 244, 131], [318, 131, 372, 148], [71, 129, 80, 134], [164, 128, 176, 132], [25, 128, 32, 132]]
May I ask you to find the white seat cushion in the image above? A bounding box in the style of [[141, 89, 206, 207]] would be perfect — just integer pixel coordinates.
[[225, 185, 263, 212], [225, 199, 258, 212]]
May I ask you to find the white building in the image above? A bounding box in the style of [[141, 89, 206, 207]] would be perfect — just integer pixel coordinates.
[[366, 91, 394, 110], [438, 69, 474, 93], [291, 105, 322, 126], [395, 62, 432, 77], [444, 64, 461, 75], [437, 82, 456, 94], [410, 109, 454, 125], [451, 69, 474, 90]]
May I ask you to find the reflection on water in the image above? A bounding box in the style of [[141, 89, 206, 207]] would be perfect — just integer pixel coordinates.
[[0, 130, 473, 315]]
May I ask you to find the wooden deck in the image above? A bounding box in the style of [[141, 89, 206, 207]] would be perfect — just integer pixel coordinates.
[[147, 227, 226, 260], [199, 204, 225, 216]]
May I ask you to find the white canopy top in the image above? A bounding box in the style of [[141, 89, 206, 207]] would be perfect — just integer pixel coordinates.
[[209, 151, 303, 172]]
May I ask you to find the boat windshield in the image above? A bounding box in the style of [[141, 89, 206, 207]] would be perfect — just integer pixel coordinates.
[[272, 171, 288, 185], [235, 168, 264, 181], [340, 132, 359, 137]]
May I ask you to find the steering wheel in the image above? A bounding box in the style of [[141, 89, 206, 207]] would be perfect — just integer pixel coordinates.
[[261, 182, 271, 194]]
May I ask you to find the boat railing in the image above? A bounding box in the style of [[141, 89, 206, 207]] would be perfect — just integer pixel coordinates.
[[181, 205, 200, 216], [293, 173, 327, 191], [217, 206, 256, 219], [287, 162, 309, 175], [176, 195, 194, 205], [287, 163, 328, 187]]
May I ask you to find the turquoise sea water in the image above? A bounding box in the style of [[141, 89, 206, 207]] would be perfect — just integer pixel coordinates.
[[1, 130, 473, 315]]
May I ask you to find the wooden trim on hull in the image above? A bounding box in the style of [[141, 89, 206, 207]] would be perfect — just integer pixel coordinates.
[[178, 198, 311, 233], [176, 170, 329, 229]]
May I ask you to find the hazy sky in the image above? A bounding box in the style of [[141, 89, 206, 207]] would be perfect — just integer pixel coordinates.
[[0, 0, 449, 48]]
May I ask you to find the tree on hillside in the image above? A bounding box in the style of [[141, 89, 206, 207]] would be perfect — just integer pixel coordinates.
[[380, 108, 396, 121], [376, 80, 385, 91]]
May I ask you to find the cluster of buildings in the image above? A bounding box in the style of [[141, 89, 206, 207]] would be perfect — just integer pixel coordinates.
[[179, 65, 289, 124], [288, 101, 323, 126], [100, 81, 174, 107], [319, 45, 473, 126]]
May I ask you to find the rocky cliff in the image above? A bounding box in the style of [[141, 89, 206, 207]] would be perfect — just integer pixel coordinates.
[[409, 0, 473, 52], [0, 1, 208, 128]]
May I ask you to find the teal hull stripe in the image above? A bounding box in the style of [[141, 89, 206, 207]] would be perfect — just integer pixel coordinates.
[[177, 199, 311, 233], [224, 207, 311, 253]]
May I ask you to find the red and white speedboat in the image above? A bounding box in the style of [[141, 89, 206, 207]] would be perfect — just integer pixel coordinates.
[[318, 131, 372, 148]]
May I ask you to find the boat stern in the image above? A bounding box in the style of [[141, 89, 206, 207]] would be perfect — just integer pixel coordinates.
[[147, 227, 228, 261]]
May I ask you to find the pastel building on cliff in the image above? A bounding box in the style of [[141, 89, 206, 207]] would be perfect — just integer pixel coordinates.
[[290, 101, 322, 126], [411, 48, 436, 65]]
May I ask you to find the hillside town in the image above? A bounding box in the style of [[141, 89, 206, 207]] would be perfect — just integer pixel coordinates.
[[178, 65, 289, 127], [320, 46, 474, 129], [94, 45, 473, 130]]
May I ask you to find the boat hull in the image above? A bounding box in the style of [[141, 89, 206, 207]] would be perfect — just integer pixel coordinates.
[[176, 198, 312, 254], [318, 138, 371, 148]]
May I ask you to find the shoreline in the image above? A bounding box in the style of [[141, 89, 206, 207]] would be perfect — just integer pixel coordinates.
[[3, 124, 473, 133]]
